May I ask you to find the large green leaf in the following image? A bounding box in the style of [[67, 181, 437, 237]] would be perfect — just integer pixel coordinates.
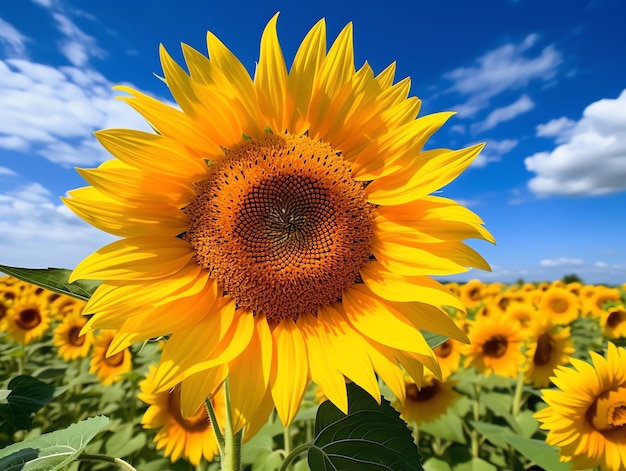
[[0, 265, 101, 302], [0, 376, 55, 431], [0, 416, 109, 471], [309, 382, 423, 470]]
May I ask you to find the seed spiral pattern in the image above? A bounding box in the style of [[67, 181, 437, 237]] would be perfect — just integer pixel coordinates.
[[185, 134, 374, 322]]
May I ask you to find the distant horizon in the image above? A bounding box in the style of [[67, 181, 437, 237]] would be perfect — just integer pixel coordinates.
[[1, 0, 625, 285]]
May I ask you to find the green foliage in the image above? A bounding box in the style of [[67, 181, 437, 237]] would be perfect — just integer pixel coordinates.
[[561, 274, 582, 284], [0, 265, 100, 302], [0, 376, 56, 431], [308, 382, 423, 470], [0, 416, 108, 471]]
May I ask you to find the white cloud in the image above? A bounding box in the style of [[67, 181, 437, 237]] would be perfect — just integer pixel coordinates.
[[525, 89, 626, 197], [444, 34, 561, 117], [52, 13, 106, 66], [31, 0, 53, 7], [472, 95, 535, 132], [0, 17, 30, 58], [595, 261, 608, 268], [540, 257, 584, 267], [472, 138, 518, 167], [0, 166, 16, 176], [0, 182, 116, 269], [0, 57, 150, 166], [536, 117, 577, 142]]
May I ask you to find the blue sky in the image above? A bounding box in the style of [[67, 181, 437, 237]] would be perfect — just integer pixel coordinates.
[[0, 0, 625, 285]]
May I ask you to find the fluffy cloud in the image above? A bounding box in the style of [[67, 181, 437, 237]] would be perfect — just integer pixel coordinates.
[[540, 257, 584, 267], [525, 89, 626, 196], [0, 17, 30, 58], [0, 57, 151, 165], [472, 95, 535, 132], [444, 34, 561, 118], [52, 12, 106, 66], [0, 182, 116, 269]]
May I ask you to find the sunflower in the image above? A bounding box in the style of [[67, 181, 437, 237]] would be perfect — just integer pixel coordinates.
[[601, 305, 626, 339], [66, 15, 492, 431], [89, 330, 133, 385], [459, 279, 485, 309], [433, 335, 463, 380], [584, 287, 622, 319], [535, 343, 626, 470], [524, 320, 575, 388], [394, 373, 461, 425], [539, 287, 580, 325], [139, 366, 224, 465], [504, 301, 540, 330], [5, 286, 51, 344], [464, 316, 528, 378], [53, 306, 93, 361]]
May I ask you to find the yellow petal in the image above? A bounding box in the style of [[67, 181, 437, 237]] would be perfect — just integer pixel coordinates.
[[299, 314, 348, 413], [94, 129, 208, 180], [363, 339, 406, 405], [180, 366, 228, 418], [270, 319, 309, 426], [343, 284, 439, 356], [70, 236, 194, 282], [360, 260, 465, 311], [255, 13, 288, 132], [287, 18, 326, 133], [315, 304, 381, 403], [229, 314, 273, 433], [366, 144, 484, 204]]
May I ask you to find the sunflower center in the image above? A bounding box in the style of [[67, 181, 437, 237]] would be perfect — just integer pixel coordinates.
[[549, 298, 568, 314], [68, 326, 85, 346], [587, 386, 626, 432], [104, 350, 126, 367], [533, 333, 555, 366], [606, 310, 625, 329], [16, 308, 41, 330], [168, 387, 211, 432], [434, 340, 453, 359], [483, 335, 508, 359], [406, 382, 439, 402], [186, 134, 374, 322]]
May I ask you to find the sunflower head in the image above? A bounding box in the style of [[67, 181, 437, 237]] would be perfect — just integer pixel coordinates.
[[394, 373, 461, 425], [65, 15, 493, 428], [89, 330, 133, 385], [5, 287, 51, 344], [539, 287, 580, 325], [535, 343, 626, 470], [601, 304, 626, 339], [53, 308, 93, 361]]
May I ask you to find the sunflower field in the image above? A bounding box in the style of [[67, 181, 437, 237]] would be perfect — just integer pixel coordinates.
[[2, 272, 626, 471]]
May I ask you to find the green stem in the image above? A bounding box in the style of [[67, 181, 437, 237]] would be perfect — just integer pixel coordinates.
[[279, 443, 313, 471], [221, 378, 242, 471], [511, 370, 525, 417], [78, 453, 137, 470], [283, 423, 292, 457], [471, 383, 481, 459], [205, 396, 225, 455]]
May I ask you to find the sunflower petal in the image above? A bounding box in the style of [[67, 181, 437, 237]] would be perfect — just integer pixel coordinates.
[[270, 319, 309, 426]]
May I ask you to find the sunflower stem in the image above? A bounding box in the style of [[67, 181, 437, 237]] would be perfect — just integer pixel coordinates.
[[283, 422, 292, 457], [221, 377, 243, 471], [77, 453, 137, 470], [471, 383, 481, 458], [205, 397, 225, 451], [279, 443, 313, 471], [511, 370, 525, 417]]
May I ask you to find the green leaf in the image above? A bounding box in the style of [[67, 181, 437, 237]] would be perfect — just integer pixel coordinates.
[[0, 265, 101, 302], [471, 421, 570, 471], [423, 457, 452, 471], [105, 423, 147, 458], [452, 458, 497, 471], [423, 331, 448, 350], [0, 416, 109, 471], [309, 382, 423, 470], [0, 376, 55, 431]]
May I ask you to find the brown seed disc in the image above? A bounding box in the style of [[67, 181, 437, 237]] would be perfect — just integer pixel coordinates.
[[185, 134, 374, 322]]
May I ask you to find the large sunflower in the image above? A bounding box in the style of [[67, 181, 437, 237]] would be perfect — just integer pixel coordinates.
[[66, 16, 492, 431], [535, 343, 626, 470]]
